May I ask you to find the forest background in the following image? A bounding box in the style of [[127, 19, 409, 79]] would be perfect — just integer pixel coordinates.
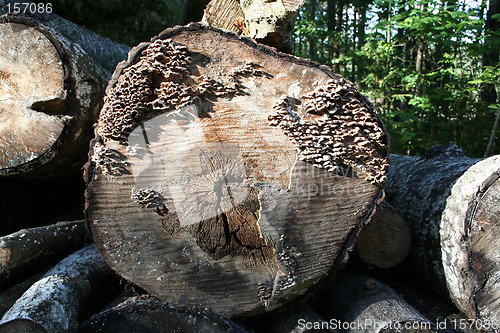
[[39, 0, 500, 157], [293, 0, 499, 157]]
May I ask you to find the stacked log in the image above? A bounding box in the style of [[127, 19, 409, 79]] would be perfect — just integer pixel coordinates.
[[202, 0, 305, 51], [0, 1, 129, 179], [318, 270, 435, 333], [0, 245, 114, 333], [79, 296, 250, 333], [0, 1, 498, 329], [84, 23, 389, 317], [386, 143, 499, 325], [0, 221, 86, 286], [355, 203, 411, 269]]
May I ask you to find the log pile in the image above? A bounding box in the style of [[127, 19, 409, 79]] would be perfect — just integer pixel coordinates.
[[0, 4, 499, 333], [385, 144, 499, 326]]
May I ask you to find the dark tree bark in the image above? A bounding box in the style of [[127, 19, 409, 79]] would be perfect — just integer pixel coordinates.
[[261, 304, 338, 333], [0, 271, 45, 318], [480, 0, 499, 105], [85, 23, 389, 317], [183, 0, 211, 24], [386, 143, 499, 324]]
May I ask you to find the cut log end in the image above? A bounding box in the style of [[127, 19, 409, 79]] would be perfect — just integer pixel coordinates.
[[440, 155, 500, 323], [469, 174, 500, 321], [356, 205, 411, 268], [85, 24, 388, 317], [0, 20, 66, 172]]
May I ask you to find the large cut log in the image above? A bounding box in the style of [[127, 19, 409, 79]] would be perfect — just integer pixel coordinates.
[[85, 23, 389, 317], [0, 6, 129, 178], [0, 220, 86, 286], [202, 0, 305, 51], [355, 203, 411, 268], [79, 296, 250, 333], [319, 271, 435, 333], [0, 245, 113, 333], [386, 143, 500, 324]]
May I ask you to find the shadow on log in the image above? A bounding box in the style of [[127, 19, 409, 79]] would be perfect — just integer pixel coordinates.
[[85, 23, 388, 317], [386, 143, 499, 324]]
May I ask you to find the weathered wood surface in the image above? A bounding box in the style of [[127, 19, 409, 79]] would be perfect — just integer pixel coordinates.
[[0, 6, 128, 178], [85, 23, 388, 317], [0, 221, 86, 286], [239, 0, 304, 50], [355, 203, 411, 268], [202, 0, 304, 51], [0, 245, 113, 333], [386, 144, 499, 324], [320, 271, 435, 333], [79, 296, 250, 333], [202, 0, 245, 33]]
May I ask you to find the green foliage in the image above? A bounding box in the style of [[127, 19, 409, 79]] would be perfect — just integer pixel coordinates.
[[293, 0, 499, 157]]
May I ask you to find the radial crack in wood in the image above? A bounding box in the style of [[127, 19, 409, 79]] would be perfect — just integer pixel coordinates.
[[85, 23, 388, 317]]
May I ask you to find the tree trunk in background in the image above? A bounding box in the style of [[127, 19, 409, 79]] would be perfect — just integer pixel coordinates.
[[480, 0, 499, 105], [0, 8, 129, 179], [385, 144, 499, 324], [85, 23, 388, 318], [327, 0, 344, 71], [308, 0, 317, 59]]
